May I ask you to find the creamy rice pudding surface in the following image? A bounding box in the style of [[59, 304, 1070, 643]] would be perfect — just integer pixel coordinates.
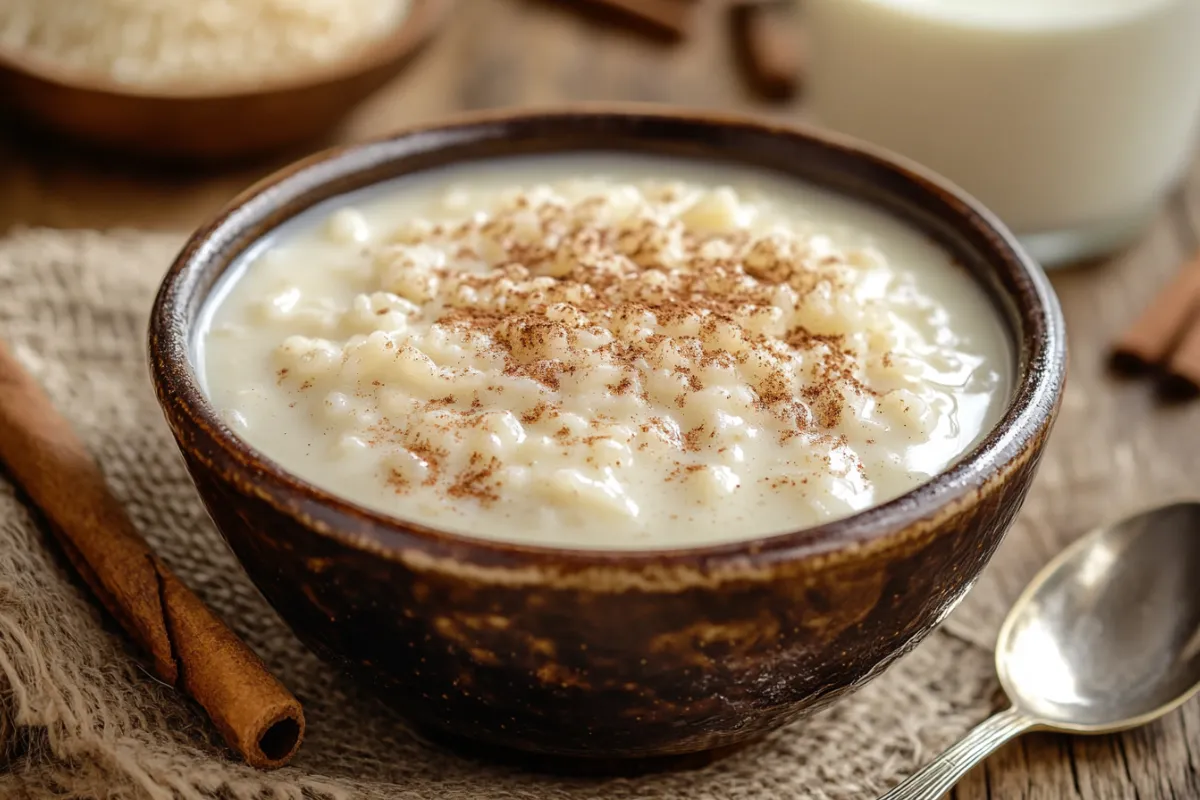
[[201, 156, 1009, 548]]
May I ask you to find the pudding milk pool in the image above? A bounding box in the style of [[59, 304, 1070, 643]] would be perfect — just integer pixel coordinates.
[[199, 154, 1011, 548]]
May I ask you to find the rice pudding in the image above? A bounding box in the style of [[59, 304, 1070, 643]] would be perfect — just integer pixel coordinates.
[[199, 155, 1010, 548]]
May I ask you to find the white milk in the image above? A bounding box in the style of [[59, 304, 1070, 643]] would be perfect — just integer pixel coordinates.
[[806, 0, 1200, 265]]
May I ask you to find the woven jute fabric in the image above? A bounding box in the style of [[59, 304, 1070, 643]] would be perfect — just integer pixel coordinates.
[[0, 228, 1022, 799]]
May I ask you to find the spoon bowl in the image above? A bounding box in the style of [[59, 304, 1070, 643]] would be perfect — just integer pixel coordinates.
[[883, 502, 1200, 800], [998, 501, 1200, 732]]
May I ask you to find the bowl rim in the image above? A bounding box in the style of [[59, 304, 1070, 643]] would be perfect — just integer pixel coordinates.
[[149, 105, 1066, 569], [0, 0, 451, 100]]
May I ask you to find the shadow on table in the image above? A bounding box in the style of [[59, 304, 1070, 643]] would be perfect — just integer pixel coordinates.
[[0, 118, 336, 231]]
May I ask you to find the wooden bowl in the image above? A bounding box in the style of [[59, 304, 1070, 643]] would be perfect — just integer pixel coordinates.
[[149, 108, 1066, 761], [0, 0, 450, 162]]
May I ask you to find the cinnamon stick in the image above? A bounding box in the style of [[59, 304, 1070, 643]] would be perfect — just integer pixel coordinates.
[[730, 0, 805, 101], [552, 0, 694, 41], [0, 340, 303, 769], [1164, 312, 1200, 398], [1109, 250, 1200, 374]]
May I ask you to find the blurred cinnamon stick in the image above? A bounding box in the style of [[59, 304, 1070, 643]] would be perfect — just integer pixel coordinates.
[[1163, 315, 1200, 398], [730, 0, 804, 101], [1110, 251, 1200, 374], [553, 0, 695, 41], [0, 340, 303, 769]]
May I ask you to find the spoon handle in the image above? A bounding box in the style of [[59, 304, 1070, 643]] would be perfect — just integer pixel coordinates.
[[879, 706, 1036, 800]]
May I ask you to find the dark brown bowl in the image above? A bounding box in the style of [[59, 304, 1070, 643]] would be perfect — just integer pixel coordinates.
[[148, 108, 1066, 760], [0, 0, 449, 162]]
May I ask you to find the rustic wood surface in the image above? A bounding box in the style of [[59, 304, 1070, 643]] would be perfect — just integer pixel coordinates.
[[1, 1, 1198, 797]]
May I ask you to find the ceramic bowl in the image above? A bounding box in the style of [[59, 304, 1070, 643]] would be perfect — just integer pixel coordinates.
[[148, 108, 1066, 760], [0, 0, 449, 162]]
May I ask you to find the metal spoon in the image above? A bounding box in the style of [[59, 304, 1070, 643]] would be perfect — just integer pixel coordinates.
[[881, 501, 1200, 800]]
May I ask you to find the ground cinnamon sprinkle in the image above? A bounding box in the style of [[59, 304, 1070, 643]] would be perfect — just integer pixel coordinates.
[[405, 438, 448, 487], [521, 401, 550, 424], [305, 182, 895, 511], [385, 468, 410, 493], [447, 453, 503, 505], [610, 376, 634, 395]]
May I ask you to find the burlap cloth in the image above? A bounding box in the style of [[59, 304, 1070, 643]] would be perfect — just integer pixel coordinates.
[[0, 228, 1068, 799]]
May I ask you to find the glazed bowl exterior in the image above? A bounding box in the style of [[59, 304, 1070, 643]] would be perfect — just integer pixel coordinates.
[[149, 108, 1066, 759]]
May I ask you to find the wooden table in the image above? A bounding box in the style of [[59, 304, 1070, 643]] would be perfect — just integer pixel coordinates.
[[2, 1, 1198, 797]]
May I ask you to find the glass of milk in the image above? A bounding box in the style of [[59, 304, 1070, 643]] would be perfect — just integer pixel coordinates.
[[805, 0, 1200, 267]]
